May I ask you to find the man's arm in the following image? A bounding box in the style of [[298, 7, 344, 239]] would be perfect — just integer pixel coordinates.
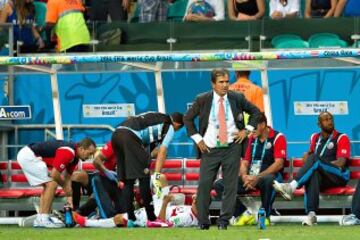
[[240, 138, 253, 189], [238, 93, 261, 131], [259, 134, 286, 177], [93, 152, 107, 172], [184, 95, 210, 153], [154, 145, 167, 173], [151, 147, 159, 158], [50, 167, 65, 186], [302, 151, 309, 163], [331, 134, 351, 169], [183, 96, 201, 137], [154, 125, 175, 173], [151, 126, 175, 198], [258, 159, 284, 178], [93, 152, 118, 182], [248, 134, 286, 189], [245, 158, 284, 190], [50, 168, 73, 206], [239, 160, 250, 180], [331, 157, 347, 168], [158, 195, 173, 221], [51, 148, 77, 206]]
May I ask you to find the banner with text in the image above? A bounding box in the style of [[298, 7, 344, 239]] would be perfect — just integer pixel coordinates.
[[0, 105, 31, 120], [294, 101, 348, 115], [83, 104, 135, 118]]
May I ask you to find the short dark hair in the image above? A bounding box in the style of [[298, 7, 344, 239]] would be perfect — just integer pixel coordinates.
[[256, 112, 267, 126], [235, 71, 251, 78], [211, 68, 229, 83], [77, 137, 96, 149], [170, 112, 184, 127]]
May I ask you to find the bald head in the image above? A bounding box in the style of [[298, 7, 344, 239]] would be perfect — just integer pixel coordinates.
[[318, 111, 334, 134], [318, 111, 333, 122]]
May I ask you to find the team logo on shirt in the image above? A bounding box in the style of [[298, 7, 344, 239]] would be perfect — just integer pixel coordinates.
[[327, 142, 334, 150], [341, 149, 347, 154], [60, 164, 65, 169], [266, 142, 272, 149]]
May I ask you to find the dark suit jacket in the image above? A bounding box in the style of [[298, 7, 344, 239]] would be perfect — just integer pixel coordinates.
[[184, 90, 261, 139]]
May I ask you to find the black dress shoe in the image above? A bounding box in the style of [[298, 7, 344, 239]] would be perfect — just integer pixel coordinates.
[[218, 224, 227, 230], [197, 224, 210, 230]]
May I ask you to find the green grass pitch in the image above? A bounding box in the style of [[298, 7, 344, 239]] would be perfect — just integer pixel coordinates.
[[1, 224, 360, 240]]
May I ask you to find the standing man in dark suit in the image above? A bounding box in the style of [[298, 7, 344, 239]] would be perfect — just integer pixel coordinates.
[[184, 68, 261, 230]]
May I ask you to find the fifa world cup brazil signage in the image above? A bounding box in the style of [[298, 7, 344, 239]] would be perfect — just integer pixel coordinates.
[[294, 101, 348, 115], [0, 105, 31, 120], [83, 104, 135, 118]]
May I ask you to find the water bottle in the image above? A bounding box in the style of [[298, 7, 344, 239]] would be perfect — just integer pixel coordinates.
[[64, 205, 74, 228], [258, 208, 266, 230]]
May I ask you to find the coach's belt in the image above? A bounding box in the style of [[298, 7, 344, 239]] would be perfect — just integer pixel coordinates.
[[213, 141, 235, 149]]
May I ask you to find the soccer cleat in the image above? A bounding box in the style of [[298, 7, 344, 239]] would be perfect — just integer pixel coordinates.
[[72, 212, 86, 227], [146, 218, 173, 228], [265, 218, 271, 226], [127, 220, 137, 228], [302, 211, 317, 226], [229, 216, 236, 225], [339, 214, 360, 226], [248, 215, 256, 225], [49, 216, 65, 228], [232, 212, 256, 226], [33, 217, 63, 228], [127, 218, 145, 228], [273, 181, 294, 201], [52, 209, 65, 223], [232, 215, 248, 226]]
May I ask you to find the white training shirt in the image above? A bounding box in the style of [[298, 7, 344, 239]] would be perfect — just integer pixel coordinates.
[[123, 205, 198, 228], [269, 0, 300, 17], [166, 205, 198, 227]]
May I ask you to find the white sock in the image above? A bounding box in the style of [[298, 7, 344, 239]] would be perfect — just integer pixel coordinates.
[[40, 214, 49, 221], [308, 211, 316, 216], [290, 180, 298, 192], [85, 218, 116, 228], [244, 209, 252, 215], [161, 186, 170, 197]]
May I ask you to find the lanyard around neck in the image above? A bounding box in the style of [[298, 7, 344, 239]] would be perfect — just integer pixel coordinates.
[[315, 133, 333, 158], [252, 137, 268, 162]]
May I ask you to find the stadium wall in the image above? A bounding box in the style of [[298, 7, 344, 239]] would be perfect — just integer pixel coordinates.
[[1, 68, 359, 158]]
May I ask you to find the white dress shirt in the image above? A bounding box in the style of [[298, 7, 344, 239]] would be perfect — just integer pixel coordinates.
[[269, 0, 300, 17], [191, 92, 239, 148]]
